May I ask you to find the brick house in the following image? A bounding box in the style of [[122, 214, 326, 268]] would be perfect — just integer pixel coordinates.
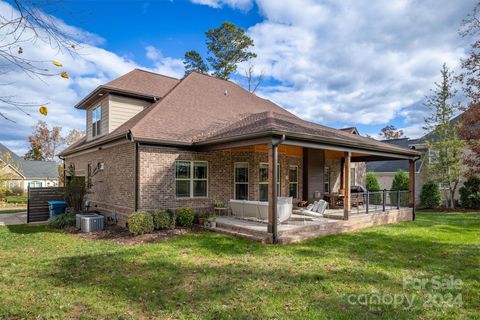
[[367, 113, 475, 206], [60, 69, 420, 234]]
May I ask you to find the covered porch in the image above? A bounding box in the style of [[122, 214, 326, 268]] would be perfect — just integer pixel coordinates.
[[195, 114, 420, 243]]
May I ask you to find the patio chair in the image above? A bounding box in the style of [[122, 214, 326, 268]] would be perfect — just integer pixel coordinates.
[[300, 199, 327, 218]]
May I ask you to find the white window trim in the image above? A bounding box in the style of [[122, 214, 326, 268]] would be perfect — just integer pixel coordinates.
[[92, 105, 102, 137], [289, 165, 298, 199], [175, 160, 208, 198], [259, 162, 281, 200], [324, 166, 330, 193], [234, 162, 249, 200]]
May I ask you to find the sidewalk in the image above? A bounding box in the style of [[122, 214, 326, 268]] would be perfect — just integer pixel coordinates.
[[0, 212, 27, 226]]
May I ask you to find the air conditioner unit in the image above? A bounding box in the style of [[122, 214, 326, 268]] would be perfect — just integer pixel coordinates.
[[76, 213, 99, 229], [80, 215, 105, 232]]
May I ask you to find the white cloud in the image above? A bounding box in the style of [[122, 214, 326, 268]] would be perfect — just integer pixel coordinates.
[[145, 46, 185, 79], [0, 1, 181, 156], [249, 0, 472, 126], [194, 0, 473, 132], [191, 0, 253, 10]]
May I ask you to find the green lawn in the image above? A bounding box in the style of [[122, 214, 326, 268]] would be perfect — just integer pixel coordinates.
[[0, 212, 478, 319]]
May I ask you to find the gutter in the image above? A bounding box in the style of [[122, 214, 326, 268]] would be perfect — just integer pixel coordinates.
[[194, 130, 420, 158]]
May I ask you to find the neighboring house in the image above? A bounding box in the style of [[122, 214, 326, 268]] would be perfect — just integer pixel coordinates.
[[367, 114, 474, 204], [60, 69, 419, 227], [0, 143, 59, 192]]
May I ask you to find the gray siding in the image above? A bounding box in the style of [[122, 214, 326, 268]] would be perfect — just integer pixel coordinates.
[[303, 149, 325, 202]]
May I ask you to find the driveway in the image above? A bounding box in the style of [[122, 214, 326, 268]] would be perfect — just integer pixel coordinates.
[[0, 212, 27, 226]]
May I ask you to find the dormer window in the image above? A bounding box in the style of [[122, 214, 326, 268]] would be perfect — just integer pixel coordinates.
[[92, 106, 102, 137]]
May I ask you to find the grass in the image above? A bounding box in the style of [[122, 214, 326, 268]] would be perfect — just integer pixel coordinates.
[[0, 212, 478, 319], [0, 208, 26, 214], [5, 195, 28, 204]]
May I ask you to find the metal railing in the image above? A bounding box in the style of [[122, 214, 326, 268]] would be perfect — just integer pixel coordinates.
[[351, 190, 410, 214]]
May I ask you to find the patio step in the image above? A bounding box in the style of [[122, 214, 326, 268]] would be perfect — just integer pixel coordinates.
[[215, 220, 269, 238], [207, 226, 271, 243]]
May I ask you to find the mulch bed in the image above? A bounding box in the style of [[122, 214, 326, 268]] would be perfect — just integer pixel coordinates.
[[68, 225, 203, 246]]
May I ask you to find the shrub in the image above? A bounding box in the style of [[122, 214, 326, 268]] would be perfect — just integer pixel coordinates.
[[420, 181, 441, 209], [213, 200, 225, 208], [128, 211, 154, 235], [48, 213, 76, 229], [459, 176, 480, 209], [6, 195, 28, 204], [6, 186, 24, 196], [176, 208, 194, 228], [365, 172, 381, 205], [390, 170, 409, 206], [65, 165, 89, 213], [152, 209, 175, 230]]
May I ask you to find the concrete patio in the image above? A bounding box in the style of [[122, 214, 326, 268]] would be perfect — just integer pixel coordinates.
[[209, 207, 413, 244]]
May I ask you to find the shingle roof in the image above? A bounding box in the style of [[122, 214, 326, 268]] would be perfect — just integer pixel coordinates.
[[18, 160, 58, 179], [366, 139, 422, 173], [61, 71, 420, 158], [104, 69, 179, 98], [0, 143, 59, 179]]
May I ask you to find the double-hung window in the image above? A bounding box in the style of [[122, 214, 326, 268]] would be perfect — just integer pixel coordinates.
[[234, 162, 249, 200], [350, 167, 356, 186], [92, 106, 102, 137], [289, 165, 298, 198], [258, 163, 280, 201], [324, 167, 330, 193], [175, 161, 208, 198]]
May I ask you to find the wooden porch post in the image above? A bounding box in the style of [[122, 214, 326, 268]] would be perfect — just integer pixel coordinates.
[[343, 152, 351, 220], [409, 159, 416, 220], [267, 143, 278, 241]]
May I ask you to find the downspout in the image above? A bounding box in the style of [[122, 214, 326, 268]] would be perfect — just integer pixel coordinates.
[[58, 155, 66, 187], [127, 131, 139, 212], [412, 156, 421, 221], [271, 134, 286, 244]]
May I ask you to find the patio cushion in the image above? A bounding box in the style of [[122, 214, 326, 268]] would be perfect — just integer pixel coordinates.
[[316, 200, 328, 215], [311, 201, 320, 212]]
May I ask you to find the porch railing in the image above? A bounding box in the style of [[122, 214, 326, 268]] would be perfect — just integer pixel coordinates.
[[350, 189, 410, 214]]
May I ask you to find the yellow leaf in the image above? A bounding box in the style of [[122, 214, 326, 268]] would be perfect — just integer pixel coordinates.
[[39, 106, 48, 116], [60, 72, 69, 79], [52, 60, 63, 67]]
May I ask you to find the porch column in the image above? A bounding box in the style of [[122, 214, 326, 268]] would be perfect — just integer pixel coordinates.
[[409, 159, 416, 220], [343, 152, 351, 220], [267, 143, 278, 240]]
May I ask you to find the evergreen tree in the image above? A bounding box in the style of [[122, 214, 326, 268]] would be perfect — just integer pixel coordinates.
[[183, 50, 208, 75]]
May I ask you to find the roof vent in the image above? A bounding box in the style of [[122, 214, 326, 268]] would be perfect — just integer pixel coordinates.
[[224, 90, 228, 96]]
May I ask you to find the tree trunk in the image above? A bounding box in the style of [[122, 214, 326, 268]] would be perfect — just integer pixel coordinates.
[[450, 189, 456, 209]]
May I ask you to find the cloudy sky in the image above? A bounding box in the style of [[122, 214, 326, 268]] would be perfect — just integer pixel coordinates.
[[0, 0, 475, 156]]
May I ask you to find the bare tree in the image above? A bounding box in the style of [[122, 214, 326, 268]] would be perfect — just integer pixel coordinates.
[[0, 0, 76, 121], [244, 62, 264, 93]]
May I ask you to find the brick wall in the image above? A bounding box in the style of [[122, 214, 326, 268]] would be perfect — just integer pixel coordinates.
[[64, 142, 135, 225], [138, 145, 303, 212]]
